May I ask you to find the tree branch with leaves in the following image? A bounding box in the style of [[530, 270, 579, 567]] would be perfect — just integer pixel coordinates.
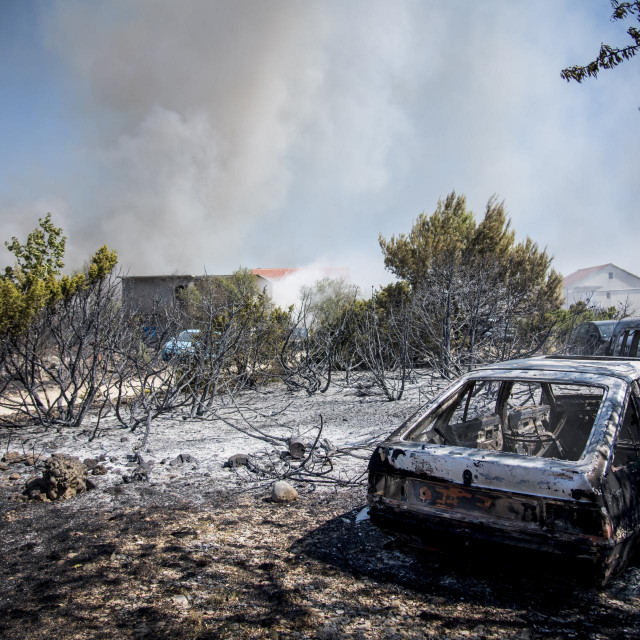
[[561, 1, 640, 82]]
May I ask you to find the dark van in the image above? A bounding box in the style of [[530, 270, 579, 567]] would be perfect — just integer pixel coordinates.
[[607, 317, 640, 357], [568, 320, 617, 355]]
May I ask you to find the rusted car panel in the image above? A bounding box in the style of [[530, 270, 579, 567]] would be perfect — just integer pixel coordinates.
[[367, 357, 640, 583]]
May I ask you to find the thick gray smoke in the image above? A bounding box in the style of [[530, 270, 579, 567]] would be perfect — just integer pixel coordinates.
[[2, 1, 638, 284], [46, 0, 331, 273]]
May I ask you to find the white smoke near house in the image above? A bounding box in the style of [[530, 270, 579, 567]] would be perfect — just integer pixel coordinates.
[[43, 0, 332, 273], [36, 0, 419, 276], [266, 264, 352, 309]]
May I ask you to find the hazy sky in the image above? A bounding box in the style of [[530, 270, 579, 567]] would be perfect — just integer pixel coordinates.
[[0, 0, 638, 292]]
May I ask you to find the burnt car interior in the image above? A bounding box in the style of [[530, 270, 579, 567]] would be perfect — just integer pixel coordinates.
[[405, 380, 606, 462]]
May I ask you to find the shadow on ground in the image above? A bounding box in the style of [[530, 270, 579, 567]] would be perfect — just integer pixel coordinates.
[[292, 506, 640, 639], [2, 481, 640, 639]]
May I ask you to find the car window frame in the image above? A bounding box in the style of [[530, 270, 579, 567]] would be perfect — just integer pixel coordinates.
[[399, 370, 616, 466]]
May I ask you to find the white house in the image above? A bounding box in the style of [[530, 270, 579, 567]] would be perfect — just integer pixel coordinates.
[[563, 263, 640, 313]]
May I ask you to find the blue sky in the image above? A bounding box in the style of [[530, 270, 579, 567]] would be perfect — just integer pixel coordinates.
[[0, 0, 638, 292], [0, 2, 76, 191]]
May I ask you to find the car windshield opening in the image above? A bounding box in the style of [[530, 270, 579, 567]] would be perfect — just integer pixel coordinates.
[[405, 379, 605, 461]]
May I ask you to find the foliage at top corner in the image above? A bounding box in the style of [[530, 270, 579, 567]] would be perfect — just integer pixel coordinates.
[[561, 0, 640, 83]]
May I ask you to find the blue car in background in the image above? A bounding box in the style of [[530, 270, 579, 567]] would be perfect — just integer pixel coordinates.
[[161, 329, 200, 361]]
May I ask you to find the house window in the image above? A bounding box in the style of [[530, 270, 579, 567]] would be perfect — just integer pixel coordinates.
[[609, 272, 614, 279], [606, 292, 611, 299]]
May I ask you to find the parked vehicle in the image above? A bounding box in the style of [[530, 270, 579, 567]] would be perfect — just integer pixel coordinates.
[[161, 329, 200, 361], [368, 356, 640, 584], [567, 320, 617, 355], [606, 317, 640, 357]]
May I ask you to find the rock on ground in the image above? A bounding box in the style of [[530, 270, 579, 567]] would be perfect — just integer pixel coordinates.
[[271, 480, 298, 503], [26, 453, 89, 501]]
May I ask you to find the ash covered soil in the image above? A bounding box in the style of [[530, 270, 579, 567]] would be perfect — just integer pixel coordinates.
[[1, 380, 640, 639]]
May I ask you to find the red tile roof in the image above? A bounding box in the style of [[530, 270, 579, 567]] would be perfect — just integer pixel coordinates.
[[563, 264, 610, 287], [252, 267, 351, 282], [252, 268, 298, 281]]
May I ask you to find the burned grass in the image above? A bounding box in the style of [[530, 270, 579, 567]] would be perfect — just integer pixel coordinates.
[[1, 477, 640, 639]]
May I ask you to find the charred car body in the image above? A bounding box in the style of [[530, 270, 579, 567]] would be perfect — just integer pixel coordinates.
[[368, 356, 640, 583]]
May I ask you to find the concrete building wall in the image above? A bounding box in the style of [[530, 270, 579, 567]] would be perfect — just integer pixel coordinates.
[[122, 273, 274, 318], [122, 275, 198, 316]]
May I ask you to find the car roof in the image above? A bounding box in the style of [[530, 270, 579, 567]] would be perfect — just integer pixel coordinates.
[[611, 317, 640, 333], [571, 320, 617, 339], [477, 355, 640, 383], [576, 320, 617, 329]]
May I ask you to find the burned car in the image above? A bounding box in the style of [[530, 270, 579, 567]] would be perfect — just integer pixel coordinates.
[[368, 356, 640, 583]]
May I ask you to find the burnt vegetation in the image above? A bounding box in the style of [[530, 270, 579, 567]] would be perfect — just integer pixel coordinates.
[[0, 195, 630, 435], [0, 196, 637, 637]]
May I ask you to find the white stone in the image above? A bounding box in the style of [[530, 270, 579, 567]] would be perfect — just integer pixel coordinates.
[[271, 480, 298, 503], [355, 507, 370, 524]]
